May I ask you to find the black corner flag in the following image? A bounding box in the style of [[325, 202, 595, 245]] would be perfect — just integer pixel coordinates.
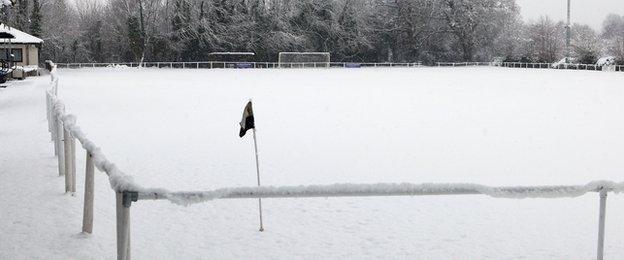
[[239, 101, 255, 137]]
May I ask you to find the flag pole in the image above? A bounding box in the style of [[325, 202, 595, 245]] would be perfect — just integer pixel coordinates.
[[252, 128, 264, 232]]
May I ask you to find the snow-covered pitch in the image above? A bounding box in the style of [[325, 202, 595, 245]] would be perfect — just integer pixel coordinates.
[[2, 66, 624, 259]]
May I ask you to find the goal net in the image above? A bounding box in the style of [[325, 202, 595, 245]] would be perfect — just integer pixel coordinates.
[[278, 52, 330, 68]]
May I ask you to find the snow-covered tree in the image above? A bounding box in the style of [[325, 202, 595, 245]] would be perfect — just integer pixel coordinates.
[[522, 16, 565, 62], [26, 0, 611, 64], [601, 14, 624, 64], [571, 24, 600, 64], [29, 0, 41, 37]]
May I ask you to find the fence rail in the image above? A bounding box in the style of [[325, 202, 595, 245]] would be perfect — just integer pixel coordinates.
[[54, 61, 423, 69], [436, 61, 492, 66], [54, 60, 624, 72], [44, 61, 621, 260]]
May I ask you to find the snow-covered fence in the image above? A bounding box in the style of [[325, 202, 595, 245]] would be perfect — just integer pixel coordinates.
[[437, 61, 624, 72], [436, 62, 492, 66], [53, 61, 423, 69], [54, 61, 624, 73], [498, 62, 624, 72], [44, 62, 621, 260], [45, 61, 142, 240]]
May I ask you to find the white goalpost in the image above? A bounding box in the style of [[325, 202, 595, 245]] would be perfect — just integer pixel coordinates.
[[278, 52, 330, 68]]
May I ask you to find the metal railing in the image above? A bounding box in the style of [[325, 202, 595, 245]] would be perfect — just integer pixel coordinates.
[[44, 61, 620, 260], [55, 60, 624, 72], [436, 61, 492, 66], [436, 61, 624, 72], [499, 62, 604, 71], [54, 61, 423, 69]]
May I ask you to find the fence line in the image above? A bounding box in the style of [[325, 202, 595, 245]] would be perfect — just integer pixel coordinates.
[[54, 61, 423, 69], [436, 61, 624, 72], [436, 61, 492, 67], [54, 60, 624, 72], [44, 61, 622, 260]]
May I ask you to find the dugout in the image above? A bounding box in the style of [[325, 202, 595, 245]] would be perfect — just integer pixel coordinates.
[[208, 52, 255, 68]]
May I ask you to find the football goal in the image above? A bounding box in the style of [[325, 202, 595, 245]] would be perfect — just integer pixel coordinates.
[[278, 52, 330, 68]]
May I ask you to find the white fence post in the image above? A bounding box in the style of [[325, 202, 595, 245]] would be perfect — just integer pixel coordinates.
[[116, 192, 130, 260], [117, 191, 137, 260], [57, 118, 65, 177], [63, 127, 76, 193], [597, 189, 607, 260], [51, 109, 59, 156], [82, 151, 95, 233]]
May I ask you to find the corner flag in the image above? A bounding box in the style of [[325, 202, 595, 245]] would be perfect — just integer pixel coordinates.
[[238, 100, 264, 231], [239, 101, 255, 138]]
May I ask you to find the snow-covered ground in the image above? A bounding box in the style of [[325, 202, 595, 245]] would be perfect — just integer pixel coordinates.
[[2, 67, 624, 259]]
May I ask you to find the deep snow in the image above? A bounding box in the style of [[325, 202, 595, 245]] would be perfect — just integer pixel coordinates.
[[3, 67, 624, 259]]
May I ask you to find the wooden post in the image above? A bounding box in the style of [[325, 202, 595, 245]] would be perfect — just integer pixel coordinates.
[[116, 192, 132, 260], [597, 189, 607, 260], [82, 152, 95, 233]]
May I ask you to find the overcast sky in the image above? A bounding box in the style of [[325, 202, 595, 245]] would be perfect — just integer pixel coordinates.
[[516, 0, 624, 30]]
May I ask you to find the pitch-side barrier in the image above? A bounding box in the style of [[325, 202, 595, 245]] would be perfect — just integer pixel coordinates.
[[45, 62, 621, 260], [53, 61, 422, 69], [437, 61, 624, 72], [55, 60, 624, 72]]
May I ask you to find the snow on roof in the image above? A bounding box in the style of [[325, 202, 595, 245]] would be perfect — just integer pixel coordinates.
[[0, 24, 43, 44]]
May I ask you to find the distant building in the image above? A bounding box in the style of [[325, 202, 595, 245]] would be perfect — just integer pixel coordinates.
[[0, 24, 43, 67]]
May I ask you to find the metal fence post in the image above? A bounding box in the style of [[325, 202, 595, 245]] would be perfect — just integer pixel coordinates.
[[82, 152, 95, 233], [57, 118, 65, 177], [597, 189, 607, 260], [63, 127, 75, 193], [117, 191, 137, 260], [51, 109, 59, 156]]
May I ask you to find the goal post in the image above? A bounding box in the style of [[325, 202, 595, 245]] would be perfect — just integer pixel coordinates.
[[278, 52, 330, 68]]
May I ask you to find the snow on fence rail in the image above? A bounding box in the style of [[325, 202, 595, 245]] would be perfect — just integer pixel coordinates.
[[45, 62, 621, 260]]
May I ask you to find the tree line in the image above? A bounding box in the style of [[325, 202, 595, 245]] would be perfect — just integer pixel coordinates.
[[1, 0, 623, 65]]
